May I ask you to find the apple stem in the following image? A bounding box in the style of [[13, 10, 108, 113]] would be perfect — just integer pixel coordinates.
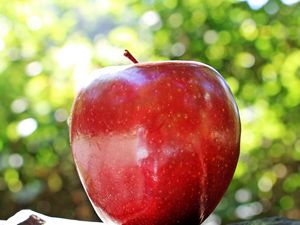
[[124, 50, 139, 64]]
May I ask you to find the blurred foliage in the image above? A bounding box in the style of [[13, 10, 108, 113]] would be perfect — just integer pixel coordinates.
[[0, 0, 300, 223]]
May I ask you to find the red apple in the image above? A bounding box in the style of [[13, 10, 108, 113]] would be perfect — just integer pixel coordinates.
[[70, 50, 240, 225]]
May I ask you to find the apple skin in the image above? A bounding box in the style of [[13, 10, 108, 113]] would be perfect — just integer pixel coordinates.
[[70, 61, 240, 225]]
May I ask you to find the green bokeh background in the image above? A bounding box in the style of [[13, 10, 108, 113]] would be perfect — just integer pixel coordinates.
[[0, 0, 300, 223]]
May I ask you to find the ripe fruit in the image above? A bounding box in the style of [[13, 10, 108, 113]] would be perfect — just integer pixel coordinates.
[[70, 50, 240, 225]]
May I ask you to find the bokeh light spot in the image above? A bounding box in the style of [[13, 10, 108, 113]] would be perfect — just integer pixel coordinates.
[[54, 108, 69, 122], [27, 16, 43, 30], [168, 13, 183, 28], [140, 11, 162, 30], [235, 202, 263, 219], [11, 98, 28, 114], [16, 118, 38, 137], [26, 61, 43, 77], [246, 0, 268, 10], [281, 0, 300, 5], [202, 213, 221, 225], [8, 154, 24, 169], [170, 42, 186, 57], [235, 52, 255, 68], [240, 19, 258, 40], [203, 30, 218, 44], [235, 189, 252, 203]]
